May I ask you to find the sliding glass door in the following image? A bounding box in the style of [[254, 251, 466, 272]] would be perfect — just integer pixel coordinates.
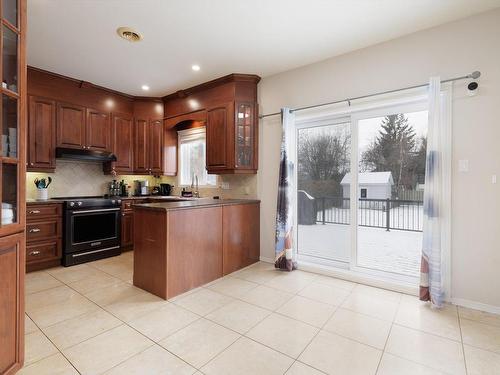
[[296, 100, 428, 284], [296, 118, 351, 267]]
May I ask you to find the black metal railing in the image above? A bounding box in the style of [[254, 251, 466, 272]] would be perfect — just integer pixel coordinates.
[[313, 197, 423, 232]]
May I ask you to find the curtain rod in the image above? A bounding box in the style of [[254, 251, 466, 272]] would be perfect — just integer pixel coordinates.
[[259, 71, 481, 119]]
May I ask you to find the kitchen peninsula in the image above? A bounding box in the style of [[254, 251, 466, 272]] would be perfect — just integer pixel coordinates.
[[133, 198, 260, 299]]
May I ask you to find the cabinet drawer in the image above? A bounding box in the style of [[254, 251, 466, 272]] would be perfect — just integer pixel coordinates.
[[26, 240, 61, 264], [27, 204, 62, 221], [26, 219, 61, 242]]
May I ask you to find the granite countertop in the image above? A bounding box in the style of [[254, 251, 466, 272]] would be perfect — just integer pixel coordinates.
[[135, 198, 260, 211], [27, 199, 62, 205], [121, 196, 197, 201]]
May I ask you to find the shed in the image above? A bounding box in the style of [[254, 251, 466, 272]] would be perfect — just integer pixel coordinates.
[[340, 172, 394, 200]]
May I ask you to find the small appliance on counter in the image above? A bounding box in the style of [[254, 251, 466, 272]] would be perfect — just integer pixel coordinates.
[[109, 179, 120, 196], [134, 180, 149, 196], [151, 185, 160, 195], [159, 183, 173, 196], [181, 187, 193, 197]]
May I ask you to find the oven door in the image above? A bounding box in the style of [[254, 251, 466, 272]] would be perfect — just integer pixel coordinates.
[[65, 207, 121, 254]]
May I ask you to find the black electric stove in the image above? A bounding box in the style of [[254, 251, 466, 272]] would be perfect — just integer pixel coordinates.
[[51, 196, 122, 266]]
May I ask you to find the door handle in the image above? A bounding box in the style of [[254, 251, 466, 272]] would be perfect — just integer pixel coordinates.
[[28, 210, 41, 214], [29, 228, 41, 233], [29, 250, 41, 256]]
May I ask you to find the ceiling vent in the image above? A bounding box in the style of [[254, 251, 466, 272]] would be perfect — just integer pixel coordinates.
[[116, 27, 143, 42]]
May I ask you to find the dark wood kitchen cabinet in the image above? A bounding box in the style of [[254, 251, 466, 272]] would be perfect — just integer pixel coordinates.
[[56, 102, 111, 152], [222, 203, 260, 275], [56, 102, 86, 149], [25, 203, 63, 272], [134, 119, 163, 175], [1, 0, 27, 372], [0, 233, 25, 375], [106, 113, 134, 174], [86, 108, 110, 151], [28, 95, 56, 172], [121, 211, 134, 248], [163, 74, 260, 174]]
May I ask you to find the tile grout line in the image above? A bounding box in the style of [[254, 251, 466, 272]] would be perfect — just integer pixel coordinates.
[[457, 311, 470, 375]]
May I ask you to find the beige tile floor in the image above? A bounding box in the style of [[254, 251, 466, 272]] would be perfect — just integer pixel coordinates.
[[21, 251, 500, 375]]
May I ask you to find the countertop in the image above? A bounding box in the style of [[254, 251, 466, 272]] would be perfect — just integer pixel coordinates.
[[27, 199, 62, 205], [135, 198, 260, 211], [26, 196, 194, 204]]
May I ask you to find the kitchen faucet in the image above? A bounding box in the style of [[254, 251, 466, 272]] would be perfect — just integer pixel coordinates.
[[191, 174, 200, 198]]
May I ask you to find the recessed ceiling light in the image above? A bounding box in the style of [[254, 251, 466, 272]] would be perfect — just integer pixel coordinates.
[[191, 65, 201, 71], [116, 27, 143, 42], [141, 85, 150, 91]]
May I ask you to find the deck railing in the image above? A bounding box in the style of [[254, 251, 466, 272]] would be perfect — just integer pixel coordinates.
[[314, 197, 423, 232]]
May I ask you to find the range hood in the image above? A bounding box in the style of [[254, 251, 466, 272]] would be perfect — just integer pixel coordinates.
[[56, 147, 117, 162]]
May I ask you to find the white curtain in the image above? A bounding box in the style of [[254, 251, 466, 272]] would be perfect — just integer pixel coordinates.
[[420, 77, 451, 306], [275, 108, 297, 271]]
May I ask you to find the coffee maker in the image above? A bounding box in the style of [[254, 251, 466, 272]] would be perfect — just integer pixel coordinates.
[[133, 180, 149, 196], [159, 183, 173, 196]]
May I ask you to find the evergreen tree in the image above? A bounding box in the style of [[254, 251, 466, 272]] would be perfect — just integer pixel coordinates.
[[361, 114, 418, 189]]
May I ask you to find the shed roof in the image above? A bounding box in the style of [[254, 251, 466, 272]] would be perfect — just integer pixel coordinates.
[[341, 172, 394, 185]]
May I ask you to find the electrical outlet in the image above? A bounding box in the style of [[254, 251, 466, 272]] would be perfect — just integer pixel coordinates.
[[220, 182, 230, 189], [458, 159, 469, 172]]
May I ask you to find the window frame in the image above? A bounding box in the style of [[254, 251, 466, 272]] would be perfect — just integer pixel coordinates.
[[177, 127, 217, 188]]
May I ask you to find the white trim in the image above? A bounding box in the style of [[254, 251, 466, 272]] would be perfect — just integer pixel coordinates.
[[259, 256, 274, 264], [299, 260, 418, 295], [449, 297, 500, 315]]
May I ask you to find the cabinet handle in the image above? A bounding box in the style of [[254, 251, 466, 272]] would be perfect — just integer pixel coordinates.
[[29, 228, 41, 233], [28, 210, 41, 214], [29, 250, 41, 256]]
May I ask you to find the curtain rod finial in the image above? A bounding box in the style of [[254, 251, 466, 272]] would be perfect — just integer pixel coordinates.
[[470, 71, 481, 79]]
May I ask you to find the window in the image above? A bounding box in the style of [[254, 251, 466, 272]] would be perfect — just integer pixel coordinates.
[[178, 127, 217, 186], [360, 188, 367, 198]]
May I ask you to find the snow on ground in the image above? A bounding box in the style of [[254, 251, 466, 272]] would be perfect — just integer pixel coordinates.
[[298, 223, 422, 277]]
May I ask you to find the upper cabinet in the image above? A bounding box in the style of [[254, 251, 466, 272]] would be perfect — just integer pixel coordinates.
[[56, 102, 86, 149], [86, 108, 110, 151], [163, 74, 260, 174], [108, 113, 134, 173], [56, 103, 110, 151], [28, 96, 56, 171], [132, 100, 164, 175]]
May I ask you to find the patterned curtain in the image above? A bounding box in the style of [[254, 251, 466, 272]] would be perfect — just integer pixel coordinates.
[[275, 108, 297, 271], [420, 77, 450, 307]]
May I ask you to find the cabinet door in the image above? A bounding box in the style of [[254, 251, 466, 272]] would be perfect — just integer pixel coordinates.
[[134, 119, 149, 173], [235, 102, 257, 170], [56, 102, 86, 149], [222, 203, 260, 275], [86, 108, 110, 151], [0, 232, 25, 374], [111, 113, 134, 172], [206, 103, 233, 171], [121, 211, 133, 248], [28, 96, 56, 171], [149, 120, 163, 174]]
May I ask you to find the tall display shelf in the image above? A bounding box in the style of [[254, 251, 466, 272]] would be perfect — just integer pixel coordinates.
[[0, 0, 26, 374]]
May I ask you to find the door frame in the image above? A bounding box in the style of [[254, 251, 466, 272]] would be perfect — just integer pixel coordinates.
[[292, 92, 439, 291]]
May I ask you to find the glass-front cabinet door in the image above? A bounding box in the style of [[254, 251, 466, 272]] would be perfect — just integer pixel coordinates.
[[235, 102, 255, 169], [0, 0, 24, 235]]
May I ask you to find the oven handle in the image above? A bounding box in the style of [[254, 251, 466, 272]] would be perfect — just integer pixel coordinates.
[[71, 208, 121, 214], [71, 246, 120, 257]]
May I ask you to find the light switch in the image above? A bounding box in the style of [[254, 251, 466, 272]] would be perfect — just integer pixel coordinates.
[[458, 159, 469, 172], [493, 175, 497, 184]]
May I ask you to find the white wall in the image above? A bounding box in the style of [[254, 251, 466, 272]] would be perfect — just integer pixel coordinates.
[[257, 9, 500, 309]]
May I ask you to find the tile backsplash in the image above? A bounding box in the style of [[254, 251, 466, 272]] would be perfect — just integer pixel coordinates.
[[26, 160, 257, 200]]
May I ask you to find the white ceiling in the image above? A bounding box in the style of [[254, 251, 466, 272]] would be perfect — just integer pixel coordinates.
[[28, 0, 500, 96]]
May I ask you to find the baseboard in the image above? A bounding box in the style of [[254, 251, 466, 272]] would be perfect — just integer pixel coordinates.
[[259, 256, 274, 264], [448, 297, 500, 315]]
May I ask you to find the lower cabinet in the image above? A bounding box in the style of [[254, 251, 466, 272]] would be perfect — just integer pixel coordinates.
[[121, 210, 134, 249], [133, 202, 260, 300], [0, 232, 25, 375], [26, 203, 63, 272], [222, 203, 260, 275]]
